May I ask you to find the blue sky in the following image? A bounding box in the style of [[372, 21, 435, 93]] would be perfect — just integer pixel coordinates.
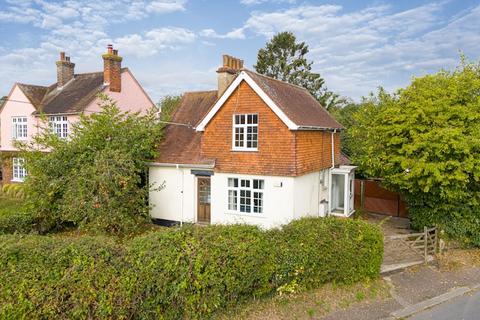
[[0, 0, 479, 102]]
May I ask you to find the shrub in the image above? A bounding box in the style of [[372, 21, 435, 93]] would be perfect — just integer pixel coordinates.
[[0, 212, 36, 235], [0, 235, 126, 319], [0, 218, 383, 319], [1, 183, 25, 199], [271, 217, 383, 290], [17, 95, 162, 235], [125, 225, 274, 319]]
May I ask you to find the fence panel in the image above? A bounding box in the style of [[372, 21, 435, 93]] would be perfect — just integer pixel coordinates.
[[355, 179, 408, 218]]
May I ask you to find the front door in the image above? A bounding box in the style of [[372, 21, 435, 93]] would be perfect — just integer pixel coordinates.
[[197, 177, 211, 223]]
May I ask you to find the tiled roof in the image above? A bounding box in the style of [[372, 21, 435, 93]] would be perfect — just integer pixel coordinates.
[[16, 69, 126, 115], [155, 91, 218, 165], [245, 70, 344, 130]]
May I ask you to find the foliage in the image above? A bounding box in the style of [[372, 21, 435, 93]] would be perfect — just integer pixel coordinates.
[[349, 58, 480, 245], [17, 95, 163, 235], [157, 94, 182, 122], [0, 218, 383, 319], [1, 183, 25, 199], [271, 217, 383, 289], [254, 31, 346, 110]]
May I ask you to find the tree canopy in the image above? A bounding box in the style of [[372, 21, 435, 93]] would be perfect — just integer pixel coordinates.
[[254, 31, 345, 110], [349, 59, 480, 245], [18, 95, 163, 235]]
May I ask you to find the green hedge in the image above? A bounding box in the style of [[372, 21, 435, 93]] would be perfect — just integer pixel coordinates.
[[0, 218, 383, 319]]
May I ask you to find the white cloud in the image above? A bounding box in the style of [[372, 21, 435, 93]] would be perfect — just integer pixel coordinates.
[[238, 3, 480, 99], [241, 0, 296, 5], [114, 27, 196, 57], [200, 27, 246, 39], [146, 0, 187, 13]]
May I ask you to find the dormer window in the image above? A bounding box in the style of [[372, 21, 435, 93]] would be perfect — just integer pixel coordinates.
[[12, 117, 27, 140], [233, 114, 258, 151], [49, 116, 68, 138]]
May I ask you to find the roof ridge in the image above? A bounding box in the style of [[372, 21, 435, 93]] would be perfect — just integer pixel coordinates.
[[243, 69, 311, 92], [17, 83, 48, 89], [183, 90, 218, 94]]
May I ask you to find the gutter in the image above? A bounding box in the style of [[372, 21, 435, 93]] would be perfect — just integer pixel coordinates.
[[296, 126, 344, 131], [146, 162, 215, 169]]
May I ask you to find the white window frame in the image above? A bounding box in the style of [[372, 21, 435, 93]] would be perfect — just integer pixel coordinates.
[[12, 157, 27, 182], [49, 116, 68, 138], [232, 114, 258, 151], [227, 177, 264, 214], [12, 116, 27, 140]]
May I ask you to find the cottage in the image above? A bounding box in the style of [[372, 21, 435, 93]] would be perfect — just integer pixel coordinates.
[[0, 45, 155, 183], [149, 55, 355, 228]]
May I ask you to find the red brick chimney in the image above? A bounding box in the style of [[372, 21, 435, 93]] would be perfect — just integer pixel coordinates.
[[56, 52, 75, 87], [102, 44, 123, 92], [217, 54, 244, 97]]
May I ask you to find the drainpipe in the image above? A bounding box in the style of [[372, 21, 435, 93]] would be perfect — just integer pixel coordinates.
[[328, 130, 336, 215], [176, 164, 184, 227]]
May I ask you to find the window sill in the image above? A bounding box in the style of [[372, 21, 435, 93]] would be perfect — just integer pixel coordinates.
[[231, 148, 258, 152], [225, 211, 266, 219], [10, 179, 25, 183]]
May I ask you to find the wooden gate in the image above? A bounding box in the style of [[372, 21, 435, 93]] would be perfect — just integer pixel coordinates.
[[388, 227, 438, 264], [355, 179, 408, 217]]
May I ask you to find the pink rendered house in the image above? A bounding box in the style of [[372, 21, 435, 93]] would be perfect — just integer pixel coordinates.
[[0, 45, 155, 183]]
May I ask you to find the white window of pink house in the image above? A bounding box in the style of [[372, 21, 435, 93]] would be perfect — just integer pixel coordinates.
[[12, 157, 27, 182], [49, 116, 68, 138], [12, 117, 27, 140]]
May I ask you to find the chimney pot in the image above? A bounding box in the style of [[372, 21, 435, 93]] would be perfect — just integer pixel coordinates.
[[56, 52, 75, 87], [217, 54, 243, 97], [103, 45, 123, 92]]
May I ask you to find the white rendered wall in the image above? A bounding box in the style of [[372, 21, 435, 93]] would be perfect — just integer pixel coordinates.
[[293, 169, 330, 219], [149, 166, 196, 223], [211, 172, 295, 229]]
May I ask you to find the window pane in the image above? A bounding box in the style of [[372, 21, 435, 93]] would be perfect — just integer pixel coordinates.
[[252, 114, 258, 124], [228, 190, 237, 210], [253, 192, 263, 213]]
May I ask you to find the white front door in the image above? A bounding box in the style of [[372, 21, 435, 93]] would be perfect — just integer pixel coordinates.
[[330, 166, 357, 217]]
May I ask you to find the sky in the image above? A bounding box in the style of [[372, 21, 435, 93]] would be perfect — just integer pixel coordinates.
[[0, 0, 479, 102]]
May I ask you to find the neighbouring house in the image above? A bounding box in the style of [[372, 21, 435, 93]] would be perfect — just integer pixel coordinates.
[[0, 45, 155, 183], [149, 55, 356, 228]]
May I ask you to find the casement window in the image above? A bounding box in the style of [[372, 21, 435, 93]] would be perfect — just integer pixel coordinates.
[[227, 177, 264, 214], [49, 116, 68, 138], [12, 117, 27, 140], [12, 157, 27, 182], [232, 114, 258, 151]]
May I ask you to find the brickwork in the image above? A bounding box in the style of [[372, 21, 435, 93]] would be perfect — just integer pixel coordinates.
[[201, 80, 342, 177], [1, 152, 15, 184]]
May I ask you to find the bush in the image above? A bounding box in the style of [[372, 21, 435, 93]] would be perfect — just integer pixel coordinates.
[[0, 212, 36, 235], [1, 183, 25, 199], [17, 96, 162, 235], [0, 235, 126, 319], [0, 218, 383, 319], [272, 217, 383, 291]]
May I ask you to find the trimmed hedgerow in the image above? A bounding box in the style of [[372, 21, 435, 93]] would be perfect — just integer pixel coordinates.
[[0, 218, 383, 319]]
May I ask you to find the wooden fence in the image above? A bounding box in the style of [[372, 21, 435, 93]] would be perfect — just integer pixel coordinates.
[[355, 179, 408, 218], [388, 226, 438, 264]]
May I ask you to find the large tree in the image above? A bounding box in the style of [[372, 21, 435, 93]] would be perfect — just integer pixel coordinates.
[[255, 31, 344, 110], [18, 95, 163, 235], [349, 59, 480, 245]]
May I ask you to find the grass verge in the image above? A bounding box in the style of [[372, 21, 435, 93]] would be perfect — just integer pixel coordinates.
[[215, 279, 390, 320]]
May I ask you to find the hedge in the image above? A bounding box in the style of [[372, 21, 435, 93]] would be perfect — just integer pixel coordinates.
[[0, 217, 383, 319]]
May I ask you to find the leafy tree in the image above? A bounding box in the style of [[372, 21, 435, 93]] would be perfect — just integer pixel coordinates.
[[255, 31, 345, 110], [17, 95, 163, 235], [350, 59, 480, 245], [157, 94, 182, 122]]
